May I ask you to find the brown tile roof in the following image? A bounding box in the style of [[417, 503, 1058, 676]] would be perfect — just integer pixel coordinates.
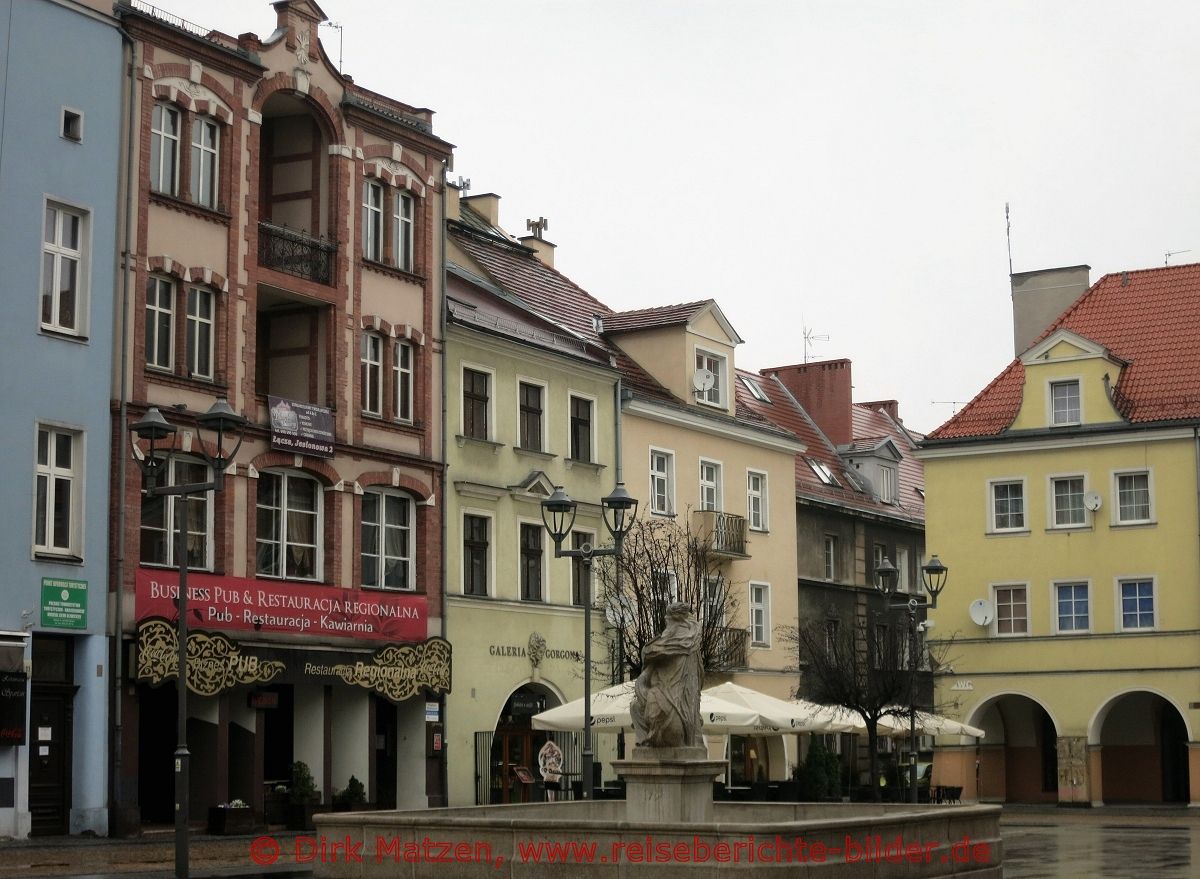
[[929, 263, 1200, 440], [601, 302, 714, 334], [735, 370, 924, 524]]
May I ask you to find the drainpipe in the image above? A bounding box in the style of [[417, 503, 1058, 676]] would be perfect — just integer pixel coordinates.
[[437, 159, 449, 806], [613, 378, 626, 759], [111, 23, 139, 837]]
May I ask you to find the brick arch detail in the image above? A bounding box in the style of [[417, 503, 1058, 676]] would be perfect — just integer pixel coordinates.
[[250, 451, 340, 486], [147, 63, 239, 109], [252, 74, 343, 140], [359, 315, 426, 346], [146, 256, 229, 294], [362, 160, 427, 198], [355, 470, 434, 502]]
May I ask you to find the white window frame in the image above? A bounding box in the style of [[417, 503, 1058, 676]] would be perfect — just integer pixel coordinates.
[[749, 581, 771, 646], [33, 425, 82, 558], [705, 575, 727, 627], [360, 332, 383, 416], [395, 190, 415, 272], [41, 199, 89, 336], [878, 465, 898, 504], [360, 488, 415, 591], [567, 391, 596, 463], [145, 275, 174, 370], [393, 340, 414, 423], [1113, 469, 1154, 525], [823, 535, 837, 581], [695, 347, 727, 407], [190, 116, 220, 209], [746, 469, 768, 531], [896, 546, 910, 593], [1049, 378, 1082, 426], [1052, 580, 1090, 634], [988, 477, 1027, 533], [1116, 577, 1156, 632], [1049, 473, 1088, 529], [992, 583, 1029, 637], [740, 375, 771, 402], [460, 363, 494, 441], [518, 518, 546, 603], [699, 458, 722, 512], [649, 447, 675, 515], [139, 456, 214, 571], [150, 102, 180, 196], [807, 457, 840, 487], [186, 286, 214, 380], [516, 377, 547, 452], [255, 470, 323, 581], [461, 509, 493, 597], [362, 180, 384, 262]]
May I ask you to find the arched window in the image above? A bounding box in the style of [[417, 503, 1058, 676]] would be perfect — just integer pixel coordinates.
[[361, 489, 414, 591], [149, 100, 224, 211], [256, 470, 322, 580]]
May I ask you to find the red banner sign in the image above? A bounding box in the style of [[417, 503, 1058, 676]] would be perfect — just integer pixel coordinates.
[[135, 569, 426, 642]]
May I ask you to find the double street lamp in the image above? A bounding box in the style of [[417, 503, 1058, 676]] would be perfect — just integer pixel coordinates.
[[874, 554, 949, 805], [131, 399, 245, 879], [541, 483, 638, 800]]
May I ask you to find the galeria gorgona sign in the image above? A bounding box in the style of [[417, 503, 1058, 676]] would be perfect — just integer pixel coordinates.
[[135, 569, 426, 642]]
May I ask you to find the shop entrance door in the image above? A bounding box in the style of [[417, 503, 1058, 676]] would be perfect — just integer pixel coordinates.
[[28, 688, 72, 835], [373, 695, 397, 809]]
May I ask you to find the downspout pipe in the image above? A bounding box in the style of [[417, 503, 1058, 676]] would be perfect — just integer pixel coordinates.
[[437, 159, 449, 807], [112, 21, 139, 836]]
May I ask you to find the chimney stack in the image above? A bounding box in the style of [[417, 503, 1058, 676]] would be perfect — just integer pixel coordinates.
[[461, 193, 501, 227], [518, 235, 555, 267], [863, 400, 900, 422], [1010, 265, 1091, 356], [767, 358, 854, 446]]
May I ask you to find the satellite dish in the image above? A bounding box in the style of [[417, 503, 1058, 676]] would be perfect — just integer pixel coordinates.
[[968, 599, 994, 627], [1083, 490, 1102, 512], [692, 368, 716, 393]]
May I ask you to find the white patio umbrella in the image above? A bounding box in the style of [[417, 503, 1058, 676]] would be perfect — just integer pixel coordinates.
[[531, 681, 765, 733], [877, 710, 985, 739], [706, 682, 859, 733]]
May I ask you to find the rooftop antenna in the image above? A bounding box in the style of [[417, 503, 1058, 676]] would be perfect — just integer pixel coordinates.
[[526, 217, 550, 240], [1165, 249, 1190, 266], [933, 400, 968, 416], [456, 176, 471, 194], [320, 20, 344, 72], [802, 324, 829, 364], [1005, 202, 1013, 276]]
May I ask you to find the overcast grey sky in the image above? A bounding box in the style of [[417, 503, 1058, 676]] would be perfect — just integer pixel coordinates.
[[152, 0, 1200, 433]]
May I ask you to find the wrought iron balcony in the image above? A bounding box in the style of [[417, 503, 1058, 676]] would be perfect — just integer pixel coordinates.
[[710, 626, 749, 670], [257, 222, 337, 285], [693, 510, 749, 557]]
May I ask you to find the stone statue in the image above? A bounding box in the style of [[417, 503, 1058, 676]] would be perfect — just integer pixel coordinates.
[[631, 602, 704, 748]]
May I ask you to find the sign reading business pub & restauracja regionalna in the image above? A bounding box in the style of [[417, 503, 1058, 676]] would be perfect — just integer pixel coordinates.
[[135, 569, 425, 642]]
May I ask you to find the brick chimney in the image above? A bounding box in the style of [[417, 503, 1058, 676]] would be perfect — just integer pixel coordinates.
[[767, 358, 853, 446], [1011, 265, 1090, 356], [862, 400, 900, 422], [272, 1, 325, 63]]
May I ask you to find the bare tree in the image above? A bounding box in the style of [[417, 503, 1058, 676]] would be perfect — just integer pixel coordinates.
[[593, 514, 741, 681], [784, 615, 922, 801]]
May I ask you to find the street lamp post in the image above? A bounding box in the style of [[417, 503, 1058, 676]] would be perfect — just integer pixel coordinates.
[[875, 554, 949, 804], [131, 399, 245, 879], [541, 483, 638, 800]]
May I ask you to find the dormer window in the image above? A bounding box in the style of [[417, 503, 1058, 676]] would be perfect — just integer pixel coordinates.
[[695, 349, 725, 407], [1051, 380, 1080, 425], [806, 458, 840, 487], [878, 465, 897, 504]]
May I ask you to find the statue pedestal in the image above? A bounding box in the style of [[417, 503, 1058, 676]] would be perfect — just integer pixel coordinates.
[[613, 747, 726, 824]]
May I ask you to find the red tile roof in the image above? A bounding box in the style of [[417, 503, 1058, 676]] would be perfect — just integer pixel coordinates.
[[929, 263, 1200, 439]]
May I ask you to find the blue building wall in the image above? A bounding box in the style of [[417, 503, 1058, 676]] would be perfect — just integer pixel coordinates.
[[0, 0, 122, 837]]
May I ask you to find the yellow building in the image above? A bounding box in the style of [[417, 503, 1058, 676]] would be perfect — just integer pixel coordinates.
[[601, 302, 806, 783], [921, 264, 1200, 806]]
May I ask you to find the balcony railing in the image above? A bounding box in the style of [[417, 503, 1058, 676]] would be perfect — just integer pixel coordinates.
[[258, 222, 337, 285], [710, 626, 749, 670], [693, 510, 749, 557]]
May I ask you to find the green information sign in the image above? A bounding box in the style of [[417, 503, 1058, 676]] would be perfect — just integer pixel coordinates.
[[41, 578, 87, 630]]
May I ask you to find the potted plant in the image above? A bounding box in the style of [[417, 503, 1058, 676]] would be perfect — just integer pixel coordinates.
[[332, 775, 367, 812], [207, 798, 253, 835], [265, 782, 288, 825], [285, 761, 321, 831]]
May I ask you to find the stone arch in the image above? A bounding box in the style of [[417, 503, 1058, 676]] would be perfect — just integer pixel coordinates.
[[147, 62, 239, 111], [1087, 686, 1192, 745], [965, 691, 1060, 804], [249, 450, 339, 486], [252, 74, 343, 141], [965, 690, 1061, 739], [359, 315, 426, 347]]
